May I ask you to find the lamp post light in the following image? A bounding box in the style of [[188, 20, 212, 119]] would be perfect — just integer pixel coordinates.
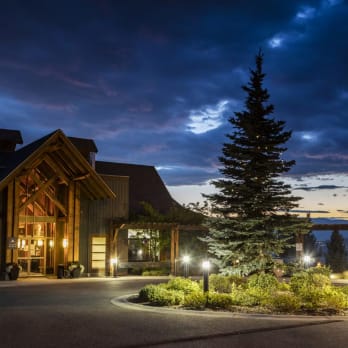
[[182, 255, 190, 278], [202, 260, 211, 293], [111, 257, 118, 277], [303, 255, 312, 269]]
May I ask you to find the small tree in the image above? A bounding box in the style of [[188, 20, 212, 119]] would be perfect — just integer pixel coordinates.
[[202, 51, 310, 275], [326, 230, 347, 273]]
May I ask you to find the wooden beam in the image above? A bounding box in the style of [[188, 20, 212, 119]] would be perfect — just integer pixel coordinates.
[[19, 176, 56, 211], [31, 173, 68, 216], [43, 155, 69, 185], [19, 215, 56, 223], [67, 182, 74, 262], [12, 178, 20, 262], [170, 225, 179, 275], [73, 182, 80, 262], [44, 188, 67, 217], [6, 181, 14, 262]]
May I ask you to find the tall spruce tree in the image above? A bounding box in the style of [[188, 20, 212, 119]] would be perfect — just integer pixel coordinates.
[[326, 230, 347, 273], [203, 51, 310, 275]]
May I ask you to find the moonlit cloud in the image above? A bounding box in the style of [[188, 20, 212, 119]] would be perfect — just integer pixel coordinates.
[[268, 35, 284, 48], [186, 100, 230, 134], [300, 132, 319, 141], [295, 6, 317, 21]]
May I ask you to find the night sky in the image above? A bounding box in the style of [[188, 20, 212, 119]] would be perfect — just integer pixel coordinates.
[[1, 0, 348, 217]]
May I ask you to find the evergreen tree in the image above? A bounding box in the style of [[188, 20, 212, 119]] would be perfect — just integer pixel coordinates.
[[203, 51, 310, 275], [326, 230, 347, 273]]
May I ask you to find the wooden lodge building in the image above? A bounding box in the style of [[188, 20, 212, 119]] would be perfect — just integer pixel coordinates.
[[0, 129, 204, 278]]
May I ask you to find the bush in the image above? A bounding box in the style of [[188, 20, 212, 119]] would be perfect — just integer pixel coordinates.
[[320, 286, 348, 311], [231, 287, 265, 307], [289, 271, 331, 296], [227, 274, 247, 287], [209, 274, 232, 293], [278, 281, 290, 291], [267, 292, 301, 313], [138, 284, 159, 302], [137, 272, 348, 314], [338, 286, 348, 295], [209, 274, 246, 293], [207, 293, 233, 309], [138, 284, 183, 306], [166, 277, 200, 294], [183, 291, 207, 310], [289, 270, 348, 311], [247, 273, 279, 292], [310, 266, 331, 277]]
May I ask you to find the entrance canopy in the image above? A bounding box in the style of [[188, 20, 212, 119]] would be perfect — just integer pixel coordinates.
[[0, 129, 115, 200]]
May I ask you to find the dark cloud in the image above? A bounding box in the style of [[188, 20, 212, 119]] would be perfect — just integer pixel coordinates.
[[294, 185, 345, 191], [291, 209, 330, 214], [0, 0, 347, 186]]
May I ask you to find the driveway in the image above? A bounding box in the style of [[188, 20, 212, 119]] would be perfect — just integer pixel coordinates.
[[0, 277, 347, 347]]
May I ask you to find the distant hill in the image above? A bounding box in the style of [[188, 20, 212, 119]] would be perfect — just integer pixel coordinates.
[[311, 217, 348, 225], [310, 218, 348, 241]]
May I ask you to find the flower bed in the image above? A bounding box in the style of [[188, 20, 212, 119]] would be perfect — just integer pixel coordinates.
[[136, 268, 348, 315]]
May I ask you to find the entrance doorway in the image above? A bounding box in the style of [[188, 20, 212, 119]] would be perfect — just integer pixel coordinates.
[[17, 222, 56, 276], [17, 237, 46, 275]]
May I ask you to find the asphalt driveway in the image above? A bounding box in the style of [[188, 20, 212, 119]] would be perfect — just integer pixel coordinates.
[[0, 277, 347, 348]]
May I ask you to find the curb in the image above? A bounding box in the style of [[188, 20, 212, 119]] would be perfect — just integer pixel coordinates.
[[111, 294, 348, 321]]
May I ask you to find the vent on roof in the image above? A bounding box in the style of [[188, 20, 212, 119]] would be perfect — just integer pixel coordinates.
[[0, 129, 23, 152]]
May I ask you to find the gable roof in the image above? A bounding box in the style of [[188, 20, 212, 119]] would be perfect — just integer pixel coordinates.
[[0, 130, 115, 199], [96, 161, 180, 215]]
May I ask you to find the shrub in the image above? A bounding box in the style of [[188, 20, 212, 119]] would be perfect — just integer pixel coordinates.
[[267, 292, 301, 313], [138, 284, 159, 302], [166, 277, 200, 294], [138, 284, 183, 306], [231, 287, 264, 307], [278, 281, 290, 291], [282, 262, 303, 277], [247, 273, 279, 292], [289, 271, 331, 296], [209, 274, 232, 293], [289, 270, 348, 311], [338, 286, 348, 295], [207, 293, 234, 309], [320, 286, 348, 311], [183, 291, 207, 310], [309, 266, 331, 277], [227, 274, 247, 287]]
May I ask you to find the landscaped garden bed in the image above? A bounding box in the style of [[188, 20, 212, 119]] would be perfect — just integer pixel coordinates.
[[134, 268, 348, 316]]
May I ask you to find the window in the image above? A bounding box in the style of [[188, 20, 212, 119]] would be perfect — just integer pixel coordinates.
[[128, 229, 160, 262], [91, 237, 106, 270]]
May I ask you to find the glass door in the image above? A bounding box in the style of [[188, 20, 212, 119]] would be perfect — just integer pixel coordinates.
[[17, 237, 46, 276]]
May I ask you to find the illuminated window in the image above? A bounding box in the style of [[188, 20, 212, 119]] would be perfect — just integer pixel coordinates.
[[91, 236, 106, 270], [128, 229, 161, 262]]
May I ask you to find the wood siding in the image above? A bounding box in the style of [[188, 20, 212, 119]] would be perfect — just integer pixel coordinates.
[[79, 175, 129, 274]]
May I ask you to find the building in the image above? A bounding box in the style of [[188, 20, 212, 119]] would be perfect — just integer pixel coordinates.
[[0, 129, 204, 279]]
